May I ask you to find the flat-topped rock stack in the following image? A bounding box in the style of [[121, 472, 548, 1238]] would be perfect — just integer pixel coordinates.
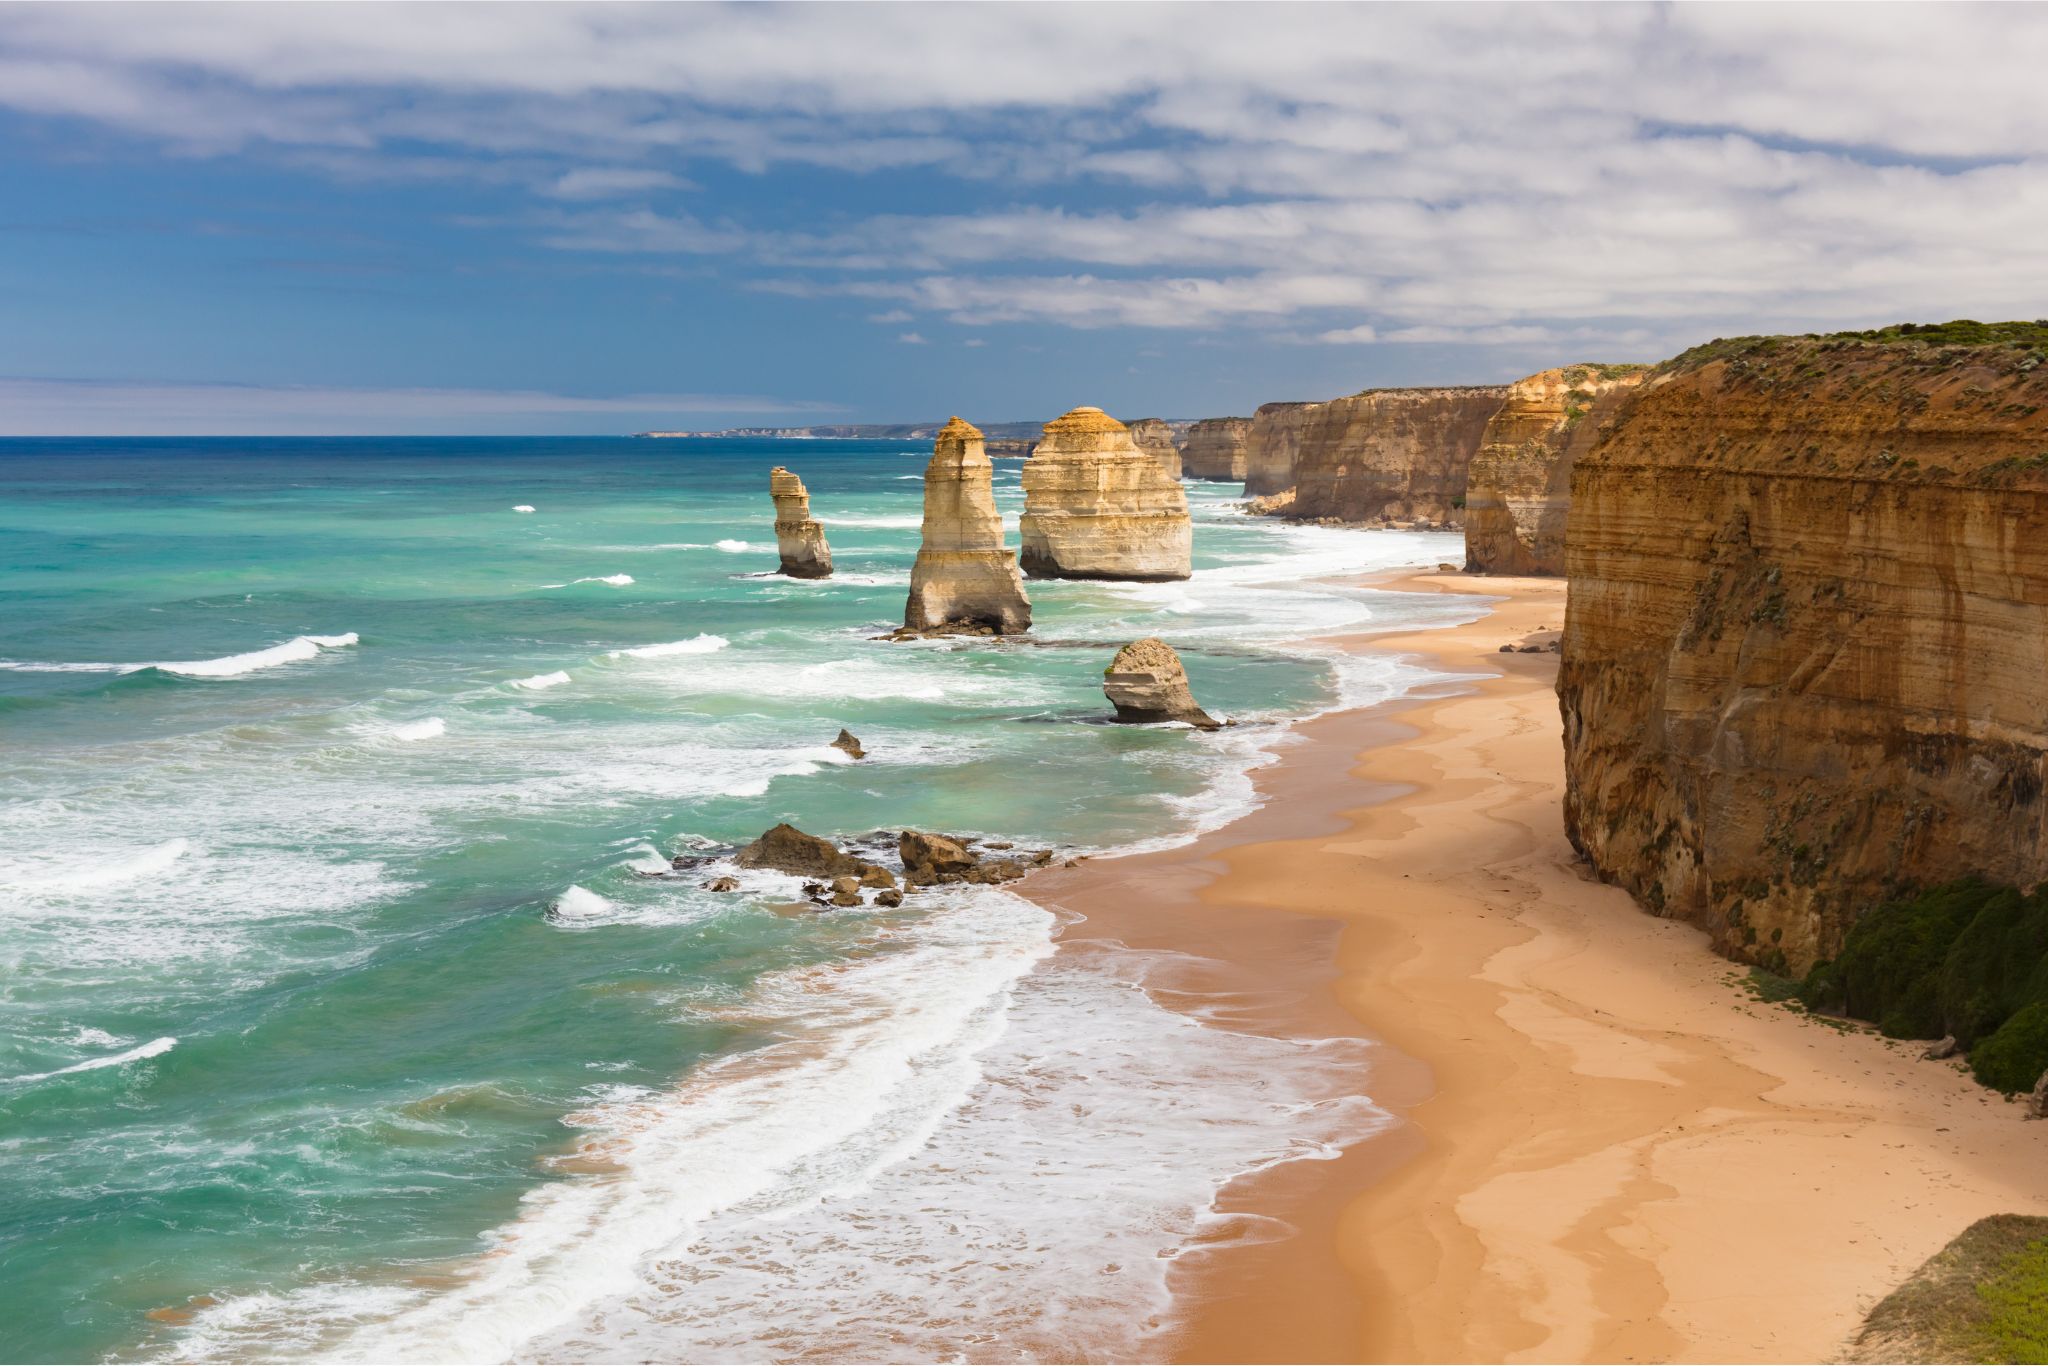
[[1019, 407, 1192, 581], [1464, 365, 1648, 575], [1125, 418, 1183, 482], [1181, 417, 1252, 481], [768, 466, 832, 578], [900, 417, 1033, 636]]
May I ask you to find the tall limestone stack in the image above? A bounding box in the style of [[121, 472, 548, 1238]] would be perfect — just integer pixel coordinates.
[[1243, 401, 1321, 496], [769, 466, 832, 578], [1019, 407, 1192, 581], [901, 417, 1032, 635], [1464, 365, 1648, 574], [1277, 386, 1509, 525], [1181, 417, 1253, 481], [1125, 418, 1183, 482], [1558, 325, 2048, 973]]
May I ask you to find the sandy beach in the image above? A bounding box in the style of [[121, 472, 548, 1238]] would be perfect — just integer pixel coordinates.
[[1023, 569, 2048, 1364]]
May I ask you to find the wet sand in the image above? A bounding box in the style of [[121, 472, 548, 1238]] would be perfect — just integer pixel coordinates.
[[1022, 569, 2048, 1364]]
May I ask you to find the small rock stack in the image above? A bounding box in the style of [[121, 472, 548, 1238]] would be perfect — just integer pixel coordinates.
[[769, 466, 832, 578], [1102, 638, 1221, 730]]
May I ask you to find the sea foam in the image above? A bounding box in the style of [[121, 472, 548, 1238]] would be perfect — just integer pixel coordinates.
[[509, 671, 571, 691], [605, 635, 729, 660], [8, 1036, 177, 1084]]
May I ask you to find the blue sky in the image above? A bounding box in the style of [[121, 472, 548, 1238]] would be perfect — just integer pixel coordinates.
[[2, 2, 2045, 434]]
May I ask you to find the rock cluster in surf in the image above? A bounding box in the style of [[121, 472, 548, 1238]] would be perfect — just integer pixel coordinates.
[[1102, 638, 1221, 730], [899, 417, 1033, 636], [1019, 407, 1192, 581], [769, 466, 832, 579]]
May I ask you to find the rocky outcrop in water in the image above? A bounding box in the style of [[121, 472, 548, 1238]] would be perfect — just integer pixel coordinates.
[[1103, 638, 1221, 729], [1181, 417, 1253, 481], [901, 417, 1033, 635], [736, 823, 881, 880], [1020, 407, 1192, 581], [1125, 418, 1183, 482], [1243, 401, 1321, 496], [1558, 325, 2048, 972], [899, 830, 1051, 886], [1278, 386, 1509, 525], [769, 467, 832, 578], [831, 728, 866, 760], [1464, 365, 1648, 574]]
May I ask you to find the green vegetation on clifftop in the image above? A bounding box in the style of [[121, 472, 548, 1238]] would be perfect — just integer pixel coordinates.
[[1664, 319, 2048, 373]]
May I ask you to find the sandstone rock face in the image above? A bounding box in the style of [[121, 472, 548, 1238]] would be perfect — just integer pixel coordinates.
[[1103, 637, 1220, 729], [769, 467, 832, 578], [1465, 366, 1649, 575], [902, 417, 1033, 635], [1558, 335, 2048, 973], [1181, 417, 1253, 481], [1125, 418, 1183, 482], [1244, 401, 1321, 496], [1278, 386, 1509, 524], [1020, 407, 1192, 581]]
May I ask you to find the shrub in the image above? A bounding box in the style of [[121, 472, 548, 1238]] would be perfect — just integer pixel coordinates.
[[1799, 878, 1995, 1037], [1970, 1002, 2048, 1095], [1941, 885, 2048, 1045]]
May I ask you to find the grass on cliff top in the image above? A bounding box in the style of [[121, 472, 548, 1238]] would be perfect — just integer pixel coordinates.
[[1849, 1215, 2048, 1364], [1665, 319, 2048, 371]]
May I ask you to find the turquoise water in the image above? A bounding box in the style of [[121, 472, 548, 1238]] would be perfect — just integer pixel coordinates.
[[0, 437, 1470, 1362]]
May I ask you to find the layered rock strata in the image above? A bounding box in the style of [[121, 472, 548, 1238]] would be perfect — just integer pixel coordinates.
[[1278, 386, 1509, 525], [1019, 407, 1192, 581], [1125, 418, 1183, 482], [1243, 401, 1321, 496], [1103, 638, 1220, 729], [901, 417, 1033, 635], [1464, 365, 1648, 574], [769, 466, 832, 578], [1558, 329, 2048, 972], [1181, 417, 1253, 481]]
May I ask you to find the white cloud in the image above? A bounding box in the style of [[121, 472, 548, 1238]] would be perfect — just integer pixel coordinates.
[[866, 309, 913, 324], [545, 167, 692, 199], [896, 332, 928, 345]]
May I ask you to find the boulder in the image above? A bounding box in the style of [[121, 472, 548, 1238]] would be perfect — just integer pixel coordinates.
[[1923, 1036, 1959, 1061], [1103, 638, 1221, 730], [769, 467, 832, 578], [2029, 1069, 2048, 1120], [874, 887, 905, 908], [735, 823, 874, 879], [703, 875, 741, 892], [828, 875, 863, 907], [858, 865, 897, 890], [900, 829, 977, 885], [1019, 407, 1191, 581], [831, 728, 866, 760], [901, 417, 1033, 635]]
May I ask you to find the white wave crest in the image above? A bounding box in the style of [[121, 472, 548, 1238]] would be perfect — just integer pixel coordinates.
[[510, 671, 571, 691], [605, 635, 729, 660], [2, 634, 358, 678], [8, 1035, 176, 1084], [543, 575, 635, 589], [512, 505, 537, 513], [0, 837, 191, 892], [714, 539, 750, 552], [388, 718, 446, 743], [549, 885, 616, 924]]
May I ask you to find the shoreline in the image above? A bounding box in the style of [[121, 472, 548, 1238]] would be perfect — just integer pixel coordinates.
[[1022, 568, 2048, 1363]]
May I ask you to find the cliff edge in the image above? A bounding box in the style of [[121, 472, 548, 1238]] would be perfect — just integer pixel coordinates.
[[1464, 364, 1647, 575]]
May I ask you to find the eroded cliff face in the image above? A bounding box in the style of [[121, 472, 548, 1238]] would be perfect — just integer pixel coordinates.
[[769, 466, 832, 578], [902, 417, 1032, 635], [1559, 334, 2048, 971], [1125, 418, 1183, 482], [1243, 401, 1320, 496], [1280, 386, 1508, 524], [1465, 365, 1647, 575], [1020, 407, 1192, 581], [1181, 417, 1252, 481]]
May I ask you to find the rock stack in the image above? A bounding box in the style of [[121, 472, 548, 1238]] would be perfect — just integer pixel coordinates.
[[900, 417, 1033, 636], [769, 467, 832, 578], [1019, 407, 1192, 581], [1102, 638, 1220, 729], [1464, 365, 1647, 575], [1125, 418, 1183, 482], [1181, 417, 1253, 481]]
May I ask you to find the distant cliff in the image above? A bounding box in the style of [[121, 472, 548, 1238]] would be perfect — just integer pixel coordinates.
[[1558, 323, 2048, 971], [1464, 365, 1647, 574], [1276, 386, 1508, 524], [1124, 418, 1183, 482], [1181, 417, 1252, 481], [1243, 401, 1320, 496]]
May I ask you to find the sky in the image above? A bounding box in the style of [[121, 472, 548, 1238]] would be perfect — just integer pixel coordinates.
[[2, 1, 2047, 434]]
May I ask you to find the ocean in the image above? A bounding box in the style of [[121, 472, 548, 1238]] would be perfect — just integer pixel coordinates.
[[0, 436, 1475, 1363]]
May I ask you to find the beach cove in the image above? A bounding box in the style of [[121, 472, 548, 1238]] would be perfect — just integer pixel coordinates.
[[1030, 569, 2048, 1363]]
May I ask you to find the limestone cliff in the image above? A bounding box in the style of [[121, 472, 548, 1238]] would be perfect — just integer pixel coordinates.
[[1558, 324, 2048, 972], [769, 466, 832, 578], [1243, 401, 1320, 496], [1181, 417, 1252, 481], [1125, 418, 1183, 482], [1278, 386, 1508, 525], [901, 417, 1032, 635], [1020, 407, 1192, 581], [1464, 365, 1648, 575]]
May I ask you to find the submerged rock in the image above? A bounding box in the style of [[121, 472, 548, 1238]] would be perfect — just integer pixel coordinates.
[[901, 417, 1033, 636], [769, 467, 832, 579], [831, 728, 867, 760], [735, 823, 876, 880], [1019, 407, 1191, 581], [1103, 638, 1221, 730]]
